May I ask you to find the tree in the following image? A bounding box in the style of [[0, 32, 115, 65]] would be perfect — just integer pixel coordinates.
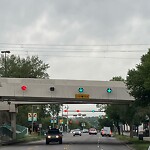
[[110, 76, 125, 81], [0, 55, 49, 78], [126, 49, 150, 136], [126, 50, 150, 106]]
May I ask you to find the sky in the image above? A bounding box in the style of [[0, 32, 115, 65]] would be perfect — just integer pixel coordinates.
[[0, 0, 150, 116]]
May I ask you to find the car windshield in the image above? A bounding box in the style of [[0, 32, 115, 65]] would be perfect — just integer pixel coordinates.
[[74, 129, 80, 131], [47, 129, 60, 134]]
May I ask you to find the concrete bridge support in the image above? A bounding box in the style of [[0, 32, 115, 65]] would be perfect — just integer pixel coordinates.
[[11, 112, 16, 140], [0, 102, 17, 140]]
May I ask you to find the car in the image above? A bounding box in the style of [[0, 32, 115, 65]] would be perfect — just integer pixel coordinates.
[[70, 129, 74, 133], [73, 129, 82, 136], [101, 127, 112, 137], [82, 129, 89, 133], [89, 128, 97, 135], [46, 128, 63, 144]]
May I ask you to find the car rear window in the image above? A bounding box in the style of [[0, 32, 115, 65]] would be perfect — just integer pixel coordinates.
[[90, 128, 96, 131]]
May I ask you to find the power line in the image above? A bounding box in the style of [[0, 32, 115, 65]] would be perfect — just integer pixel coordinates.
[[0, 42, 150, 46], [7, 53, 140, 59], [0, 48, 148, 53]]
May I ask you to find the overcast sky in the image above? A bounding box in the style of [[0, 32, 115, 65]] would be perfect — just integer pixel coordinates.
[[1, 0, 150, 116]]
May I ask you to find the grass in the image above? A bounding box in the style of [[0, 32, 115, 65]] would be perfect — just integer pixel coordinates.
[[115, 134, 150, 150], [16, 134, 45, 142]]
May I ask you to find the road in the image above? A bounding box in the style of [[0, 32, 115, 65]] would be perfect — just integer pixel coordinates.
[[0, 133, 132, 150]]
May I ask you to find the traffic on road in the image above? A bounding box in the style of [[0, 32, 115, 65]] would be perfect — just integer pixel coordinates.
[[0, 132, 132, 150]]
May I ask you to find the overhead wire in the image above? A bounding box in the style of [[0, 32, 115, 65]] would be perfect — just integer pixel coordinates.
[[0, 42, 148, 59]]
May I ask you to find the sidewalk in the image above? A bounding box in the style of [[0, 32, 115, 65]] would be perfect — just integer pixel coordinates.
[[123, 131, 150, 141]]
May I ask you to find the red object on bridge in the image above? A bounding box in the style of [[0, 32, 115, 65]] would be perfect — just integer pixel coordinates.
[[21, 85, 27, 91], [64, 109, 68, 112]]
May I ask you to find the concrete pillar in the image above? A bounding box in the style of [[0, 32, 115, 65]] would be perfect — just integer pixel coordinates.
[[11, 112, 16, 140]]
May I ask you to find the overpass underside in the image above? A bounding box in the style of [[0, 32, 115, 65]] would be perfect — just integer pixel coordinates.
[[1, 96, 133, 104]]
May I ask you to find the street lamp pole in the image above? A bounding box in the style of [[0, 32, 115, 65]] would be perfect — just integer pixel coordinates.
[[1, 51, 10, 77], [31, 105, 34, 133]]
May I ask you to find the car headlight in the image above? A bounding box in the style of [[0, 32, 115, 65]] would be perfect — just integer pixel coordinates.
[[73, 132, 75, 134], [48, 135, 51, 138], [56, 135, 59, 138]]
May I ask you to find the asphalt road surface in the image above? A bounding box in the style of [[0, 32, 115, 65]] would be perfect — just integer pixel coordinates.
[[0, 133, 132, 150]]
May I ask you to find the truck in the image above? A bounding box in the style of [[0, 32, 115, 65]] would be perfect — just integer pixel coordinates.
[[101, 127, 112, 137]]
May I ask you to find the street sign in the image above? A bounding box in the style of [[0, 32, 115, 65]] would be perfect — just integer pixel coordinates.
[[75, 94, 89, 99], [50, 119, 57, 123], [33, 113, 37, 121], [28, 113, 32, 122]]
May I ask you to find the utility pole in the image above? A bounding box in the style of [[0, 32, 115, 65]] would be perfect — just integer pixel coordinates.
[[64, 105, 69, 132], [1, 51, 10, 77]]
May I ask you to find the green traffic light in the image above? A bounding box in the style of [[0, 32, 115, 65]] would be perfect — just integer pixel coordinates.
[[107, 88, 112, 93], [92, 110, 95, 112], [78, 87, 84, 93]]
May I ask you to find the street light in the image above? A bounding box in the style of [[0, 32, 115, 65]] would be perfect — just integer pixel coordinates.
[[31, 105, 39, 133], [1, 50, 10, 77]]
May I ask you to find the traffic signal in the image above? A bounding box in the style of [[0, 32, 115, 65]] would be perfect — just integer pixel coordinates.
[[76, 110, 80, 112], [50, 87, 55, 91], [78, 87, 84, 93], [59, 119, 63, 124], [64, 109, 68, 112], [92, 110, 95, 112], [107, 88, 112, 93], [21, 85, 27, 91]]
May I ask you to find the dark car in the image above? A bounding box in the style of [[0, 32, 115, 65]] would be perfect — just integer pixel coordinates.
[[46, 128, 63, 144], [73, 129, 82, 136]]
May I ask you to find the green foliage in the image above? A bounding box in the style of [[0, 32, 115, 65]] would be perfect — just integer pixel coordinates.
[[98, 117, 113, 130], [0, 55, 50, 78], [126, 49, 150, 107], [110, 76, 125, 81], [47, 104, 61, 117]]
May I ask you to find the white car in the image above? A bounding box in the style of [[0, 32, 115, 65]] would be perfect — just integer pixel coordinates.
[[73, 129, 82, 136], [89, 128, 97, 135]]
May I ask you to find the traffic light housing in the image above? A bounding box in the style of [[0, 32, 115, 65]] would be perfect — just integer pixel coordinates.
[[107, 88, 112, 93], [64, 109, 68, 112], [78, 87, 84, 93]]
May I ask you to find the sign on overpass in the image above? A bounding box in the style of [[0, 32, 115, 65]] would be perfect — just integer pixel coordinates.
[[0, 78, 134, 104]]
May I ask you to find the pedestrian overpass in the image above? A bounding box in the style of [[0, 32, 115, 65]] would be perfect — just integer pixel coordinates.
[[0, 78, 134, 104], [0, 78, 134, 140]]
